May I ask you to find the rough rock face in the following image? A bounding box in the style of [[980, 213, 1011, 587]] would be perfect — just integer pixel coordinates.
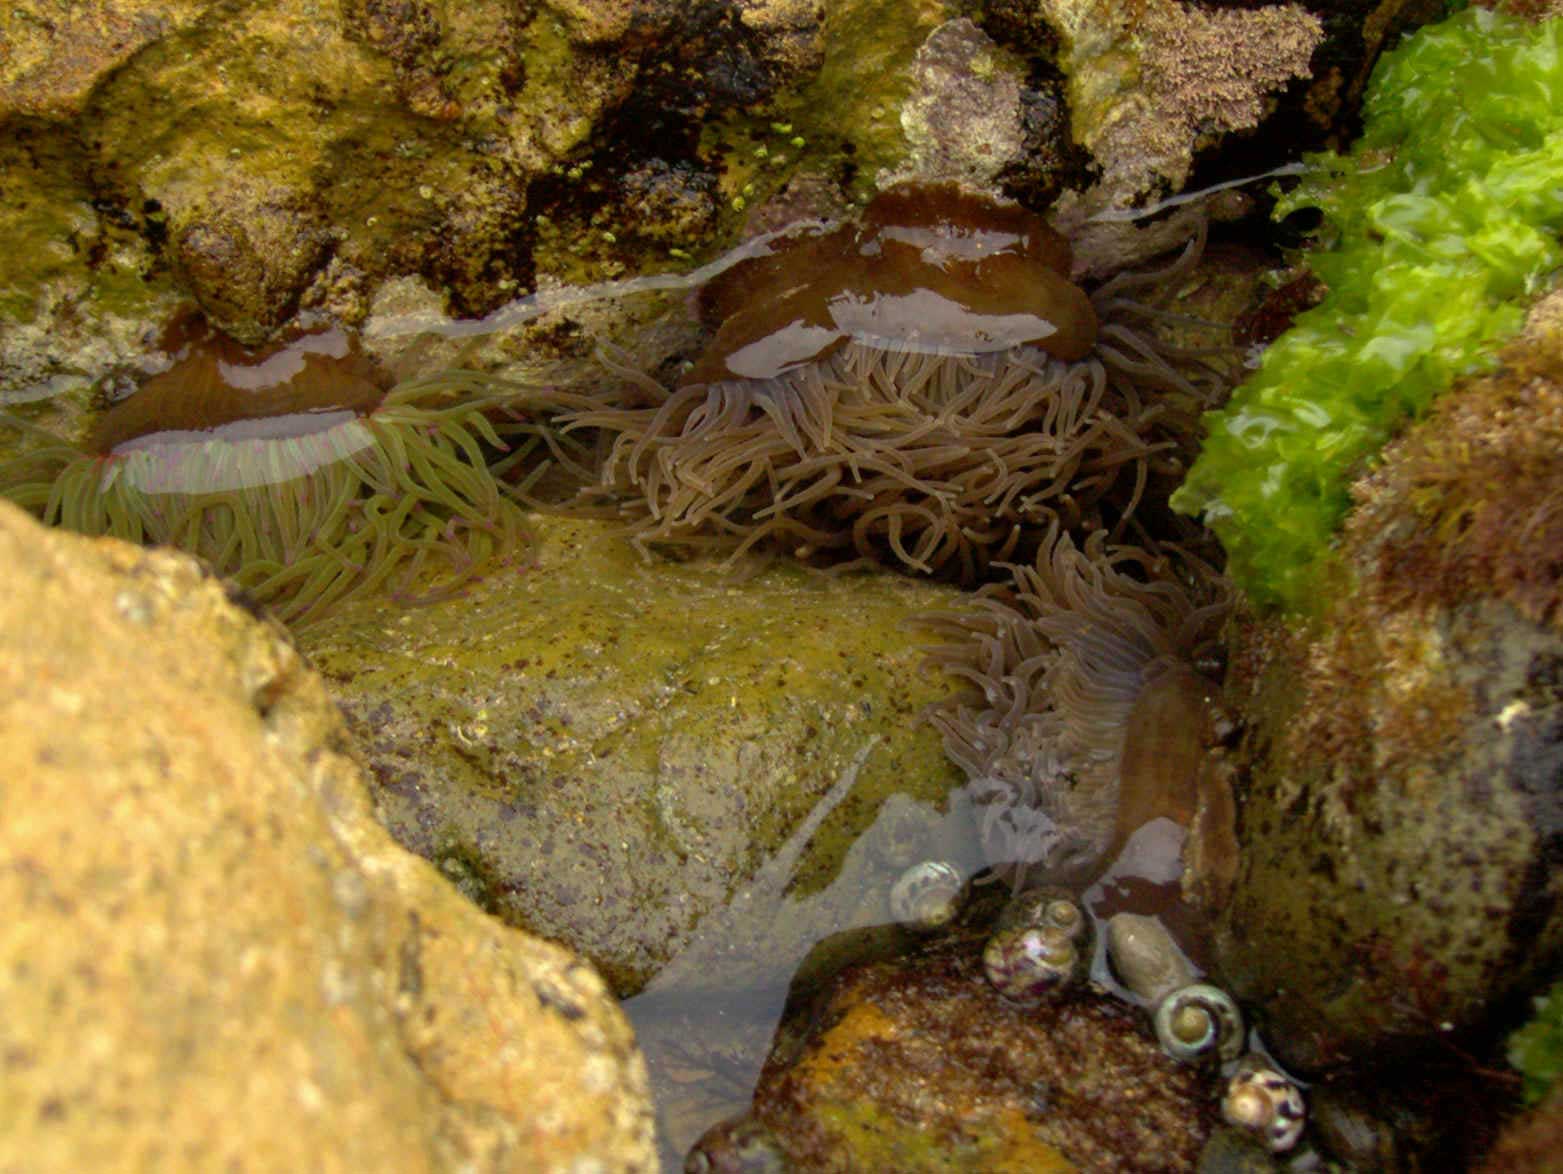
[[1188, 292, 1563, 1075], [0, 501, 655, 1172], [732, 935, 1216, 1172], [300, 515, 968, 997], [1, 0, 1438, 403]]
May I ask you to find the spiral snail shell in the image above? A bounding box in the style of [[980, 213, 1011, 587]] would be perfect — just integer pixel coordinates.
[[1153, 982, 1244, 1064], [982, 887, 1091, 1002], [889, 860, 966, 932], [1221, 1055, 1306, 1152]]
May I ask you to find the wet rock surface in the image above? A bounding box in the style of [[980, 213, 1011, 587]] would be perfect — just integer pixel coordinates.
[[1189, 292, 1563, 1075], [0, 0, 1434, 401], [300, 514, 967, 997], [738, 932, 1216, 1172], [0, 500, 655, 1172]]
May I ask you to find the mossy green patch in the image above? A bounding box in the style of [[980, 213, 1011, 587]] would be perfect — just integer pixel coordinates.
[[1512, 982, 1563, 1105], [1512, 987, 1563, 1106], [1172, 8, 1563, 610], [301, 514, 965, 994], [0, 131, 175, 327], [735, 0, 952, 203]]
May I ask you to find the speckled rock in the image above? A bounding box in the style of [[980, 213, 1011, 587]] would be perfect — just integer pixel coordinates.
[[1040, 0, 1322, 204], [1187, 292, 1563, 1075], [0, 0, 938, 397], [744, 933, 1216, 1172], [0, 500, 655, 1173], [299, 514, 968, 997], [0, 0, 215, 119], [891, 18, 1026, 188]]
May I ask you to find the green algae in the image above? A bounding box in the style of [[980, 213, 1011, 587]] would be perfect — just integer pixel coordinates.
[[722, 0, 952, 206], [1511, 981, 1563, 1105], [1172, 8, 1563, 610]]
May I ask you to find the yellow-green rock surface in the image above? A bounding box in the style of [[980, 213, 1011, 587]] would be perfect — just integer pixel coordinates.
[[300, 515, 969, 996], [0, 500, 655, 1172]]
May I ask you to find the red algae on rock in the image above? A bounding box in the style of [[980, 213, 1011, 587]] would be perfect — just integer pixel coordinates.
[[549, 180, 1231, 581]]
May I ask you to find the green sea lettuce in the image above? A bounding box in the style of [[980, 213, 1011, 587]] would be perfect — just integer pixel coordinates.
[[1171, 8, 1563, 610], [1511, 981, 1563, 1105]]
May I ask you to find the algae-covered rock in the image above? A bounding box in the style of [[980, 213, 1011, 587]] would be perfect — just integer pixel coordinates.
[[300, 514, 967, 996], [735, 934, 1215, 1171], [892, 17, 1027, 189], [0, 500, 655, 1172], [3, 0, 1361, 402], [1038, 0, 1320, 205], [1173, 8, 1563, 610], [0, 0, 963, 396], [1186, 292, 1563, 1075]]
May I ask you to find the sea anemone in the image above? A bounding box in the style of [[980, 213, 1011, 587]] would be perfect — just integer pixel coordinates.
[[0, 321, 535, 626], [919, 523, 1229, 887], [544, 181, 1232, 580]]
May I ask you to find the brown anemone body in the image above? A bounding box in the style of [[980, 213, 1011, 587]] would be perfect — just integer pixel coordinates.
[[89, 322, 387, 454], [552, 181, 1230, 580], [2, 318, 533, 627]]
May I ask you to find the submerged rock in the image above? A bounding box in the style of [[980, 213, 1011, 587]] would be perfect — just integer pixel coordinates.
[[1187, 292, 1563, 1074], [301, 514, 967, 996], [0, 500, 655, 1171], [747, 933, 1216, 1171]]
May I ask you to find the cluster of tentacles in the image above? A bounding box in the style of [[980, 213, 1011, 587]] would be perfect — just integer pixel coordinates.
[[531, 182, 1233, 585], [918, 523, 1231, 888], [0, 323, 540, 627], [0, 180, 1240, 889]]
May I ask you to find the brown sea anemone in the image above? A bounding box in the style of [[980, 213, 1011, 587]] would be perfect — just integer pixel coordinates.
[[919, 523, 1230, 887], [544, 181, 1233, 580], [0, 321, 535, 626]]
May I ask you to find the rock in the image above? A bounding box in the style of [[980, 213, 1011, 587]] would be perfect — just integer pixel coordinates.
[[300, 514, 969, 996], [1031, 0, 1322, 204], [1478, 1085, 1563, 1173], [1308, 1068, 1503, 1171], [0, 500, 655, 1172], [1194, 1127, 1278, 1174], [1187, 292, 1563, 1074], [0, 132, 180, 403], [892, 18, 1027, 188], [0, 0, 930, 395], [2, 0, 701, 369], [0, 0, 215, 121], [747, 934, 1216, 1171], [1, 0, 1332, 399]]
